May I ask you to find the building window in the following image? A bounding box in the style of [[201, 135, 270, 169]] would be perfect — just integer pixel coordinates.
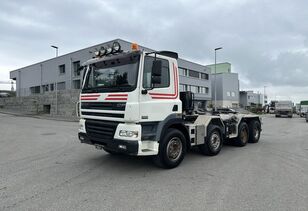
[[178, 67, 187, 76], [42, 84, 49, 92], [179, 84, 185, 91], [227, 91, 231, 97], [50, 83, 54, 91], [184, 84, 188, 91], [57, 82, 66, 90], [201, 73, 209, 80], [73, 61, 80, 76], [231, 92, 235, 97], [190, 85, 198, 93], [205, 87, 209, 93], [59, 64, 65, 74], [188, 70, 199, 78], [73, 80, 81, 89], [143, 56, 170, 88], [30, 86, 40, 94]]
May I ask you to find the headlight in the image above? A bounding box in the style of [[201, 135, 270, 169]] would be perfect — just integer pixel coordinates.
[[119, 130, 138, 138]]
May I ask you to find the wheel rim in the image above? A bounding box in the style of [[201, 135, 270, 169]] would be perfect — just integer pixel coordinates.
[[166, 137, 182, 162], [210, 132, 221, 151], [240, 127, 248, 143], [253, 126, 259, 140]]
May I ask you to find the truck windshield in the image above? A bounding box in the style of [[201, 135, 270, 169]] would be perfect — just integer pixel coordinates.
[[82, 54, 140, 93]]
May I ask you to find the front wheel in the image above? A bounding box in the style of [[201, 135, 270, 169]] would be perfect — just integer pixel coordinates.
[[152, 129, 186, 169]]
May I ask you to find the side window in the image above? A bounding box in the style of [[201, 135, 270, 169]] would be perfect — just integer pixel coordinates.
[[143, 56, 170, 88]]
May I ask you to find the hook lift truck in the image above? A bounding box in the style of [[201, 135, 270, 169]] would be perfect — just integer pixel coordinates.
[[77, 42, 262, 168]]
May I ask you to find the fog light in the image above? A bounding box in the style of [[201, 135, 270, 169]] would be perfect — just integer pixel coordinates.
[[118, 145, 127, 150]]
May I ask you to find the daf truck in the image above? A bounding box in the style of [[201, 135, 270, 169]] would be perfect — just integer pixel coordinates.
[[77, 42, 262, 168]]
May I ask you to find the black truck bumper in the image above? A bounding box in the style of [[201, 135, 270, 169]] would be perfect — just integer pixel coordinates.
[[78, 132, 139, 155]]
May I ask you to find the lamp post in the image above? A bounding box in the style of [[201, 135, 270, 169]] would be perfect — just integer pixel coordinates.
[[263, 85, 268, 106], [214, 47, 223, 112], [51, 45, 59, 57], [51, 45, 59, 114]]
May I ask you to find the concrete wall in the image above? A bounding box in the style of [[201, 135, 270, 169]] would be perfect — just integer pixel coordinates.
[[0, 90, 79, 117]]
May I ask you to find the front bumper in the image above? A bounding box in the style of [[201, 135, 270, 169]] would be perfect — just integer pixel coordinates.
[[78, 132, 139, 155], [78, 118, 159, 156]]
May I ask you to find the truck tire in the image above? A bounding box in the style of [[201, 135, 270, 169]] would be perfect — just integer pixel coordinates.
[[199, 125, 223, 156], [248, 120, 261, 143], [152, 129, 186, 169], [235, 122, 249, 147]]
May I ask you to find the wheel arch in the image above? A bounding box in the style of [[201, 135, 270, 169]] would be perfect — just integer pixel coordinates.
[[208, 118, 225, 138], [156, 114, 191, 150]]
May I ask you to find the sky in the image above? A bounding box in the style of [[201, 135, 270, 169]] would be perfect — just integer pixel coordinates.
[[0, 0, 307, 103]]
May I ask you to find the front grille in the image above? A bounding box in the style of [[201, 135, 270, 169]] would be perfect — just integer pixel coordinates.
[[85, 119, 119, 143], [81, 102, 126, 111], [82, 112, 124, 118]]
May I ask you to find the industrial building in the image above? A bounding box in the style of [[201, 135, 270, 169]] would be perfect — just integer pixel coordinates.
[[240, 91, 264, 108], [10, 39, 212, 108], [207, 63, 240, 108]]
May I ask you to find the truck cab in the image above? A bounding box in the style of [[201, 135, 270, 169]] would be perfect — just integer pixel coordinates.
[[78, 42, 262, 168]]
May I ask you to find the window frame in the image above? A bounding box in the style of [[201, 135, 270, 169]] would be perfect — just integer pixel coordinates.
[[59, 64, 66, 75], [142, 56, 170, 89]]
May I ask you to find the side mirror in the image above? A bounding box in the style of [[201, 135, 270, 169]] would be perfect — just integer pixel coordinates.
[[151, 60, 162, 85]]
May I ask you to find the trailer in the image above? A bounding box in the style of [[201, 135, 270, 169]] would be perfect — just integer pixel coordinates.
[[77, 42, 262, 168]]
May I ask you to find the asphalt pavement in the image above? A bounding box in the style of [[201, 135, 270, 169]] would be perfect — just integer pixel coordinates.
[[0, 113, 307, 211]]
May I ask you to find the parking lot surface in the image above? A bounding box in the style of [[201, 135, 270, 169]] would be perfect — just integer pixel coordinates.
[[0, 113, 308, 210]]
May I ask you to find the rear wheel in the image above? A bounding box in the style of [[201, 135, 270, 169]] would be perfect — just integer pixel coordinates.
[[152, 129, 186, 169], [248, 120, 261, 143], [235, 122, 249, 147], [199, 125, 223, 156]]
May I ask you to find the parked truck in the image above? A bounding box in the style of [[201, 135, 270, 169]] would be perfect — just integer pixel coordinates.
[[300, 101, 308, 117], [275, 101, 293, 118], [77, 42, 262, 168]]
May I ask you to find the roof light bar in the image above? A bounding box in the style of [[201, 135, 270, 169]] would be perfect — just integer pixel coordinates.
[[94, 41, 122, 58]]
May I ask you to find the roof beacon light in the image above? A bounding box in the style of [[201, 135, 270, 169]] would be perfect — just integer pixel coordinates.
[[112, 41, 121, 53], [131, 43, 139, 51]]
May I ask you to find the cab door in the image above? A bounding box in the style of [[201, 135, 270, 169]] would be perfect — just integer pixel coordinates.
[[139, 55, 181, 122]]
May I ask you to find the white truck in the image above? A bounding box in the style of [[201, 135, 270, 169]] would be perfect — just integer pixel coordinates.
[[300, 101, 308, 117], [77, 42, 262, 168], [275, 101, 293, 118]]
